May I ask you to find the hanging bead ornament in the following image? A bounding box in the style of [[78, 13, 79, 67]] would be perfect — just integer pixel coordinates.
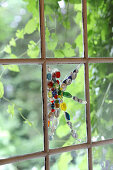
[[47, 66, 87, 141]]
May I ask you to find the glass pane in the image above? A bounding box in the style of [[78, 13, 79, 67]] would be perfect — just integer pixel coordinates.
[[50, 149, 88, 170], [89, 63, 113, 141], [93, 144, 113, 170], [0, 65, 43, 157], [1, 158, 44, 170], [87, 0, 113, 57], [0, 0, 40, 59], [47, 64, 87, 149], [45, 0, 83, 58]]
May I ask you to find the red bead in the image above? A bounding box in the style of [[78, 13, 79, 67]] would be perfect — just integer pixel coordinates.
[[48, 81, 53, 88], [55, 71, 60, 78], [51, 100, 54, 103], [51, 109, 55, 112], [56, 80, 59, 84], [52, 73, 56, 78], [54, 94, 58, 99], [51, 88, 54, 91]]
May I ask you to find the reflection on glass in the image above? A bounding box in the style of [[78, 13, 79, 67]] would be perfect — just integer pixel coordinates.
[[1, 158, 44, 170], [50, 149, 88, 170], [87, 0, 113, 57], [89, 63, 113, 141], [93, 144, 113, 170], [45, 0, 83, 58], [47, 64, 86, 149], [0, 65, 43, 157], [0, 0, 40, 59]]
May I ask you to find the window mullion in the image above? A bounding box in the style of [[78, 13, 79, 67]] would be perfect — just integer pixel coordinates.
[[39, 0, 49, 169]]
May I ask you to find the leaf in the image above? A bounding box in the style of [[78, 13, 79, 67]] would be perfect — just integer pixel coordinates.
[[75, 34, 83, 56], [45, 28, 50, 41], [58, 152, 72, 170], [7, 104, 15, 117], [56, 124, 70, 138], [24, 19, 37, 34], [9, 38, 16, 47], [0, 81, 4, 98], [27, 41, 40, 58], [4, 45, 11, 54], [54, 50, 64, 58], [47, 33, 58, 51], [16, 29, 24, 39], [10, 54, 17, 59], [63, 42, 75, 57], [24, 120, 32, 126], [7, 65, 20, 72]]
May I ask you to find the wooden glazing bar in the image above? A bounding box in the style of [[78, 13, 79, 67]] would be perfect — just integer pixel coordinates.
[[42, 62, 49, 170], [39, 0, 46, 59], [45, 155, 49, 170], [82, 0, 88, 58], [49, 143, 90, 155], [0, 151, 46, 165], [88, 57, 113, 63], [85, 62, 92, 170], [92, 138, 113, 147], [1, 138, 113, 166], [0, 58, 113, 65]]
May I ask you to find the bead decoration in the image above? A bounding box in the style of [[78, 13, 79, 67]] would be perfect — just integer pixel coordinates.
[[47, 66, 87, 141]]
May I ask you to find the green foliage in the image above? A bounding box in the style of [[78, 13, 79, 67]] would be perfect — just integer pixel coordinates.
[[63, 42, 75, 57], [16, 29, 24, 39], [27, 41, 40, 58], [7, 104, 15, 117], [4, 65, 20, 72], [0, 81, 4, 98], [24, 18, 37, 34], [4, 45, 11, 54], [9, 38, 16, 47], [58, 152, 72, 170]]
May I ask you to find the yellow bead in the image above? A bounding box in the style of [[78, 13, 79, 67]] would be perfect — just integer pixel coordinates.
[[48, 91, 52, 98], [60, 102, 67, 111], [60, 87, 63, 90]]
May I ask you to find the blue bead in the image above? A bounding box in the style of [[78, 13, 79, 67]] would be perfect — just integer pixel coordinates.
[[65, 112, 70, 120], [68, 76, 72, 80], [52, 90, 57, 97], [63, 79, 67, 84], [47, 73, 51, 80]]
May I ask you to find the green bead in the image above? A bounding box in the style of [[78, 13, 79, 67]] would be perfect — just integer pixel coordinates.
[[63, 92, 72, 98], [55, 100, 59, 103], [58, 90, 61, 95]]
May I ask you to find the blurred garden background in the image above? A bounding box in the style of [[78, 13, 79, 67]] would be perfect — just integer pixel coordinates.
[[0, 0, 113, 169]]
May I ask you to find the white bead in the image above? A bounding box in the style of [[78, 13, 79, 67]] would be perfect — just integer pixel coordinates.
[[66, 79, 72, 85]]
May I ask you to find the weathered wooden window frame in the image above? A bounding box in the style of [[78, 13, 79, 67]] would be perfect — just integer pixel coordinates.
[[0, 0, 113, 169]]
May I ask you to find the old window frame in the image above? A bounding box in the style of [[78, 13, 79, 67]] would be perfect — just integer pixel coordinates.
[[0, 0, 113, 169]]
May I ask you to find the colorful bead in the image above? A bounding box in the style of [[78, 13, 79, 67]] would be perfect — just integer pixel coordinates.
[[55, 71, 60, 78], [55, 110, 60, 118], [55, 103, 60, 108], [56, 80, 59, 84], [63, 91, 72, 98], [48, 81, 53, 88], [48, 120, 50, 127], [47, 73, 51, 80], [66, 79, 72, 85], [54, 94, 58, 99], [48, 112, 54, 121], [60, 102, 67, 111], [51, 109, 55, 112], [52, 90, 57, 97], [65, 112, 70, 120], [48, 91, 52, 98], [68, 76, 72, 80], [52, 72, 56, 78]]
